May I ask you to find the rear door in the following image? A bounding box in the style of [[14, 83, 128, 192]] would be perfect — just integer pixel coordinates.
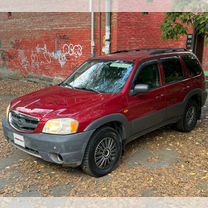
[[160, 57, 187, 121], [181, 54, 205, 90], [127, 60, 166, 138]]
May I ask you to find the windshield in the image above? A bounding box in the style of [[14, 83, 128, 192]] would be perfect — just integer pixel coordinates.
[[62, 60, 134, 94]]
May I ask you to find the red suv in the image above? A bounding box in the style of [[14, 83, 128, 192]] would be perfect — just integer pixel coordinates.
[[2, 48, 207, 177]]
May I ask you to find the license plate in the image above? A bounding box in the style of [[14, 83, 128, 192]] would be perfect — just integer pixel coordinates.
[[13, 133, 25, 148]]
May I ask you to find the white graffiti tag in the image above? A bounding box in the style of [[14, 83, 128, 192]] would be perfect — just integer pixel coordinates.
[[35, 43, 83, 67], [18, 50, 29, 70]]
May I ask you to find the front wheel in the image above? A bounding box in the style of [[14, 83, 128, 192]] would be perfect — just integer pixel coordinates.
[[175, 100, 200, 132], [81, 126, 122, 177]]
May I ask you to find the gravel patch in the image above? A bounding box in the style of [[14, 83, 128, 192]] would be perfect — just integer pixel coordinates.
[[127, 147, 179, 169], [49, 184, 75, 197]]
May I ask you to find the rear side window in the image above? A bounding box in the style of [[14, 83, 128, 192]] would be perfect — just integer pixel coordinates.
[[182, 55, 202, 77], [135, 63, 160, 89], [162, 58, 184, 84]]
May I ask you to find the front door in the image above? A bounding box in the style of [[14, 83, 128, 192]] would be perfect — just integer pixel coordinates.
[[127, 61, 166, 138]]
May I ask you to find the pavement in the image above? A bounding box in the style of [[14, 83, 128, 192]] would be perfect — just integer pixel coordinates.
[[0, 79, 207, 197]]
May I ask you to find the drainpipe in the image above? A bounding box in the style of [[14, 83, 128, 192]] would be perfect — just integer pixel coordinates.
[[90, 0, 95, 58], [102, 0, 111, 54]]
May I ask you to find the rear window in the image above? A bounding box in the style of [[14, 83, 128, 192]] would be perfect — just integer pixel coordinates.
[[162, 58, 184, 84], [182, 55, 202, 77]]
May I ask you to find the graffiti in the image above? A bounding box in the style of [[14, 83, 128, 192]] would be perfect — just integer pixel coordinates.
[[13, 39, 83, 72], [56, 34, 70, 40], [18, 50, 30, 70], [0, 50, 9, 67], [0, 50, 9, 61], [35, 43, 82, 67], [31, 51, 41, 69]]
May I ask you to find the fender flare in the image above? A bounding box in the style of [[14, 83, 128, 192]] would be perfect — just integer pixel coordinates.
[[183, 88, 203, 106], [84, 113, 130, 140]]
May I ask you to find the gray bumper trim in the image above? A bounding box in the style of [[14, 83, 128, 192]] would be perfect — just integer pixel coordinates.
[[11, 142, 42, 158], [202, 90, 207, 106], [2, 119, 94, 167]]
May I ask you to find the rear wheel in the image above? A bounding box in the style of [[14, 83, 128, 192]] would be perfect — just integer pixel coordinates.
[[81, 126, 122, 177], [175, 100, 200, 132]]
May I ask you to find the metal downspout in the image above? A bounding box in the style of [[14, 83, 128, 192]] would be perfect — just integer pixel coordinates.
[[103, 0, 111, 54], [90, 0, 95, 58]]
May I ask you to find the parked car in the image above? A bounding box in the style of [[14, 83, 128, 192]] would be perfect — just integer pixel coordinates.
[[2, 48, 207, 177]]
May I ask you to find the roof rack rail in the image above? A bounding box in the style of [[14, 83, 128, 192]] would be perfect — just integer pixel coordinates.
[[111, 48, 159, 54], [150, 48, 187, 55], [111, 48, 188, 55], [111, 50, 131, 54]]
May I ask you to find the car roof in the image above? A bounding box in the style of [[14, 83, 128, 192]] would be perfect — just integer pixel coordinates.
[[92, 48, 193, 63]]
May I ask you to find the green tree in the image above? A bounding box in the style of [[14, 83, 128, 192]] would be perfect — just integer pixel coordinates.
[[161, 12, 208, 40]]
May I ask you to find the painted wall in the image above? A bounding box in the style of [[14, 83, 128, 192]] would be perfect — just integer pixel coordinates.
[[0, 13, 92, 78], [1, 12, 204, 79]]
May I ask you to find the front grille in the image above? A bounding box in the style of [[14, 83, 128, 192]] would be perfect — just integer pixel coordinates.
[[9, 111, 40, 132]]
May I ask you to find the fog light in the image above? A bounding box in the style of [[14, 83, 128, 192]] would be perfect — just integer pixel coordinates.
[[49, 153, 64, 164]]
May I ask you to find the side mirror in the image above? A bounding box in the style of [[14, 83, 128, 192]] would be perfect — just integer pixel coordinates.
[[131, 84, 150, 95]]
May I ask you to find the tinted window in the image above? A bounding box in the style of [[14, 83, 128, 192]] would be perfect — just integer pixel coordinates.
[[182, 55, 202, 77], [162, 58, 184, 84], [135, 63, 160, 89]]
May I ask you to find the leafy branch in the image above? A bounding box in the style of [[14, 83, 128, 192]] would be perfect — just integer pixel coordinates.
[[161, 12, 208, 40]]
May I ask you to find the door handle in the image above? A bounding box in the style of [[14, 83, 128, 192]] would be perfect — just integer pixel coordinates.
[[156, 94, 164, 99], [183, 85, 190, 90]]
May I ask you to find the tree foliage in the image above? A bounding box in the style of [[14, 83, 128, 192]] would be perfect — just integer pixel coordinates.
[[161, 12, 208, 40]]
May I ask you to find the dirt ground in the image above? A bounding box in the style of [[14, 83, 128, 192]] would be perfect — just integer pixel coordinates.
[[0, 79, 207, 197]]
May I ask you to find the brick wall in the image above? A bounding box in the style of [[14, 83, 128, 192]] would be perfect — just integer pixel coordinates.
[[0, 12, 92, 78], [0, 12, 197, 79], [111, 12, 188, 52]]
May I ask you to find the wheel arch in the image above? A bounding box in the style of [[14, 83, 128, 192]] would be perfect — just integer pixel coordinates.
[[184, 89, 203, 107], [84, 114, 129, 141], [184, 89, 203, 119]]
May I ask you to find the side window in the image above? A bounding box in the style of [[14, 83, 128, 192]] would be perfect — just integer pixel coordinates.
[[182, 55, 202, 77], [162, 58, 184, 84], [134, 63, 160, 89]]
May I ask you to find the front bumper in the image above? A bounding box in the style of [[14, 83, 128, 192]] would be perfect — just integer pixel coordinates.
[[2, 119, 94, 167]]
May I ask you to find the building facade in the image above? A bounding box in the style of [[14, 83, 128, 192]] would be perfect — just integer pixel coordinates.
[[0, 12, 207, 79]]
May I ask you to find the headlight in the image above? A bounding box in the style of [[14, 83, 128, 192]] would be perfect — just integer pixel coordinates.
[[42, 118, 79, 134], [6, 104, 10, 118]]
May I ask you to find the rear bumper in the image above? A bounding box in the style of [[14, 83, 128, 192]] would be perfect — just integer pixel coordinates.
[[2, 119, 94, 167]]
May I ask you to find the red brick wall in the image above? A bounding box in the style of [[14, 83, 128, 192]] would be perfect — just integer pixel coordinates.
[[111, 12, 188, 52], [0, 12, 92, 78], [0, 12, 194, 79]]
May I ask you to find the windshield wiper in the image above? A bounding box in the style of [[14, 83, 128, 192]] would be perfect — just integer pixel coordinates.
[[74, 87, 101, 94], [61, 83, 101, 94], [61, 83, 75, 89]]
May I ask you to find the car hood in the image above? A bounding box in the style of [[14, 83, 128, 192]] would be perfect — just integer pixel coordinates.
[[11, 85, 116, 119]]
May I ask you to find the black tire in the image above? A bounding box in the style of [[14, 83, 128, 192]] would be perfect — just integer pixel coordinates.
[[81, 126, 122, 177], [175, 100, 200, 132]]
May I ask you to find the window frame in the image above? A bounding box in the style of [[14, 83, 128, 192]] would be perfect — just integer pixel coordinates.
[[160, 56, 186, 85], [181, 54, 203, 78], [130, 60, 162, 95]]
